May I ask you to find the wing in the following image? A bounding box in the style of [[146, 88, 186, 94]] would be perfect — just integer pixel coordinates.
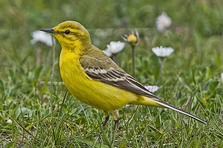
[[80, 46, 159, 99]]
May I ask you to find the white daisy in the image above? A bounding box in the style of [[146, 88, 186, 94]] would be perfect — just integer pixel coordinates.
[[31, 30, 53, 46], [152, 46, 174, 57], [144, 85, 159, 93], [156, 12, 172, 32], [105, 41, 125, 56]]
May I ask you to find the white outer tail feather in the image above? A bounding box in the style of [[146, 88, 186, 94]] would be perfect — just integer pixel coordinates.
[[156, 100, 207, 124]]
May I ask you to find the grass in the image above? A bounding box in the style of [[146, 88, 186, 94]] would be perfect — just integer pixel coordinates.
[[1, 0, 223, 147]]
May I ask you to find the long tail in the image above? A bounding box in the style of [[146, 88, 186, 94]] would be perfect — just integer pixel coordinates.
[[156, 100, 207, 124], [139, 96, 207, 124]]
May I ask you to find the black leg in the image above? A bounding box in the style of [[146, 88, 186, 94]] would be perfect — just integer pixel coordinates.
[[97, 112, 109, 142], [112, 118, 120, 146], [103, 115, 110, 128], [111, 110, 120, 145], [111, 110, 119, 132], [114, 118, 119, 131]]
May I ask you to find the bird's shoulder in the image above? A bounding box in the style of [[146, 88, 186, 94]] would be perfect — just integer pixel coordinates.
[[80, 45, 123, 71]]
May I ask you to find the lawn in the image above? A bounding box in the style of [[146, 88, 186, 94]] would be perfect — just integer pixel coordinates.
[[0, 0, 223, 147]]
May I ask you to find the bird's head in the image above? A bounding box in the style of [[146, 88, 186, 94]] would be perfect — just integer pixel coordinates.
[[40, 21, 91, 49]]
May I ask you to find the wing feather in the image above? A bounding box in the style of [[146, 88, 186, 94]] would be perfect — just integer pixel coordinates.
[[84, 66, 158, 99]]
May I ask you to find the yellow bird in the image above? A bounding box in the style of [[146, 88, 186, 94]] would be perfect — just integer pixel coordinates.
[[40, 21, 207, 128]]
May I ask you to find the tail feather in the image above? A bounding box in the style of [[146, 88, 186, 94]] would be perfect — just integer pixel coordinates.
[[138, 96, 207, 124], [156, 100, 207, 124]]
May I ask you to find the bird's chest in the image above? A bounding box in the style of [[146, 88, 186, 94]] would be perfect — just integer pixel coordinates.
[[59, 51, 88, 96]]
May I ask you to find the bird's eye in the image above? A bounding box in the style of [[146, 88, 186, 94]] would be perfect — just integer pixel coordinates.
[[64, 30, 70, 34]]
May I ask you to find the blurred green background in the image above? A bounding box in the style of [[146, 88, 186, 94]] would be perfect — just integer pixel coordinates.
[[0, 0, 223, 147]]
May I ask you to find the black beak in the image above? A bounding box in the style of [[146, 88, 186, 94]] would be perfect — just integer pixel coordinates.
[[40, 28, 55, 33]]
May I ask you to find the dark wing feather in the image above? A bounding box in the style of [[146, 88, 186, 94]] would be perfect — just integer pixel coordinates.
[[84, 67, 158, 99]]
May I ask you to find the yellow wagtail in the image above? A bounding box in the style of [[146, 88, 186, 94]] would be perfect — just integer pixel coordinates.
[[40, 21, 207, 128]]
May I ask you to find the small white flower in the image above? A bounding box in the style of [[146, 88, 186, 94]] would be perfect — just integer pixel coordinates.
[[156, 12, 172, 32], [221, 73, 223, 83], [144, 85, 159, 93], [152, 46, 174, 57], [31, 30, 53, 46], [7, 119, 12, 124], [105, 41, 125, 55]]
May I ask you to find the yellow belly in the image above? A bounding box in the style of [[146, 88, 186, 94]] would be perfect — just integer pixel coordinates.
[[59, 51, 137, 111]]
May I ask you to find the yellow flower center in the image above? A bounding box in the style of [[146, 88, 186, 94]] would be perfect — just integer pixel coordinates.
[[127, 35, 137, 43]]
